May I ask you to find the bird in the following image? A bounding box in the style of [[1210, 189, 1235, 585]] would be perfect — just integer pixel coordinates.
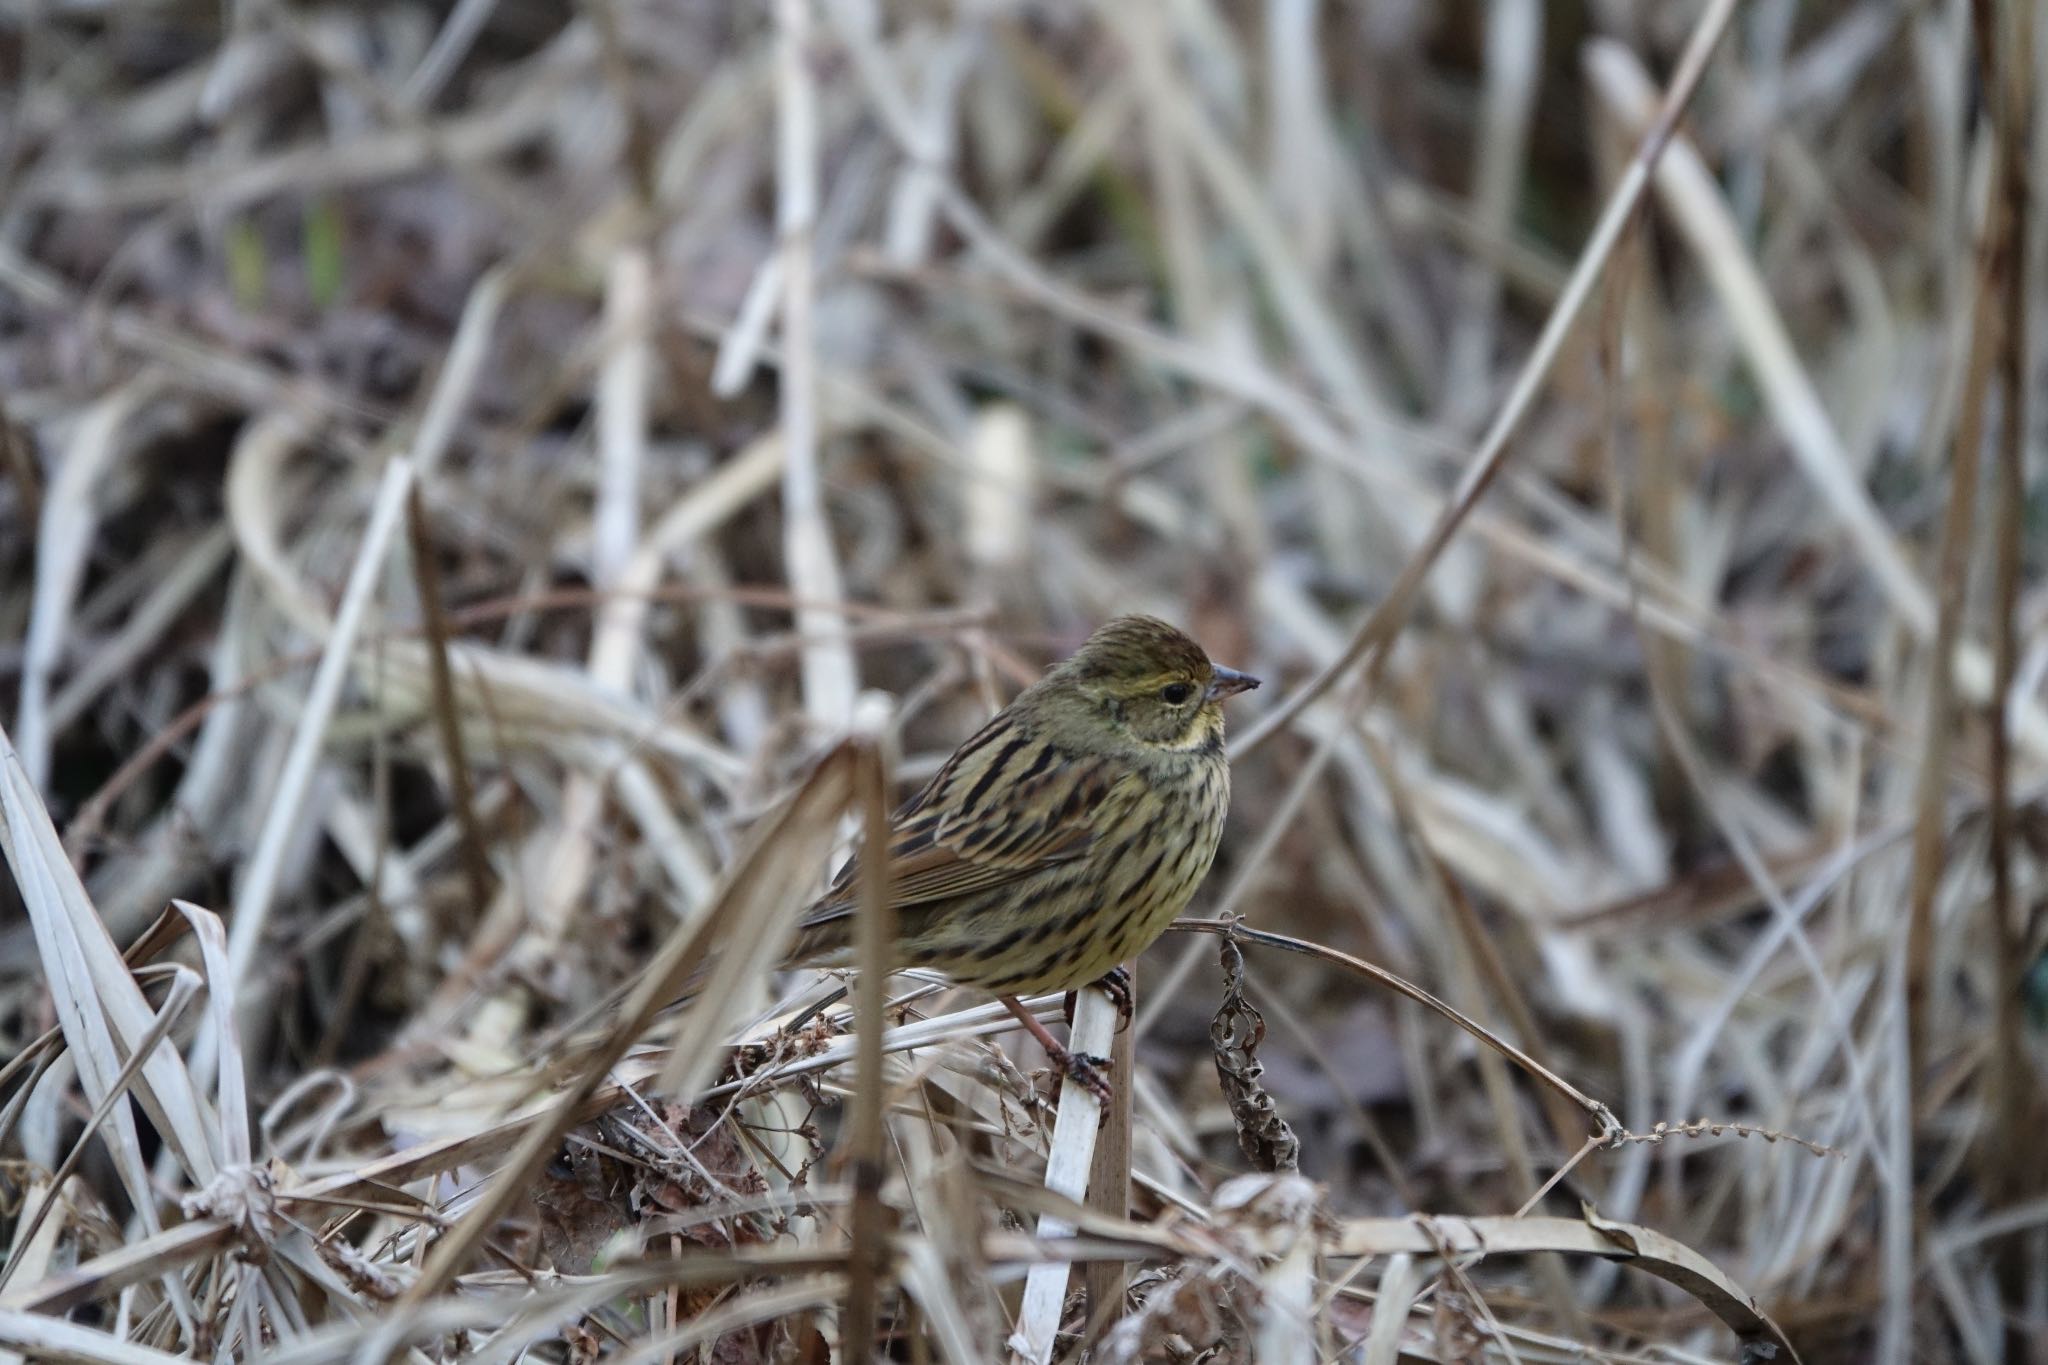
[[786, 614, 1259, 1096]]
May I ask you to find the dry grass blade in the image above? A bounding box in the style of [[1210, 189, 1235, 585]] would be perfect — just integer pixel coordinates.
[[1359, 1252, 1421, 1365], [44, 525, 232, 737], [0, 1224, 232, 1318], [1226, 1175, 1317, 1365], [605, 1280, 845, 1365], [254, 1253, 850, 1364], [0, 1310, 196, 1365], [1324, 1213, 1801, 1362], [1896, 13, 2006, 1128], [404, 486, 493, 926], [0, 727, 219, 1186], [15, 377, 162, 788], [0, 966, 198, 1296], [0, 728, 223, 1337], [1976, 0, 2040, 1332], [843, 715, 896, 1363]]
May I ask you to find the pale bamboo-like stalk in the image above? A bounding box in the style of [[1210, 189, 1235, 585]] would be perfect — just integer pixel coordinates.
[[1008, 986, 1118, 1364]]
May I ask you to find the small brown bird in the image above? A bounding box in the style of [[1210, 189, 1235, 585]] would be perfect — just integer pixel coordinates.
[[788, 615, 1258, 1092]]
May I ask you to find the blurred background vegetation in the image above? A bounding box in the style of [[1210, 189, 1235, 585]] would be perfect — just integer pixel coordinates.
[[2, 1, 2045, 1361]]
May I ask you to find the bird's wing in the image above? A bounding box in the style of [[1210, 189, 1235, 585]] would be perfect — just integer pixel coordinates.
[[795, 716, 1107, 934]]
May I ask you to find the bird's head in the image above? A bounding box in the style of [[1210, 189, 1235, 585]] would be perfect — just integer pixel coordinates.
[[1042, 615, 1260, 752]]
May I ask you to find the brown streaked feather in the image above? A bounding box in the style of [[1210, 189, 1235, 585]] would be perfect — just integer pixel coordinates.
[[791, 712, 1102, 942]]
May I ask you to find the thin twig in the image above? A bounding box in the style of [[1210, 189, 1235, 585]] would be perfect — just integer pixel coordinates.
[[405, 487, 493, 929], [1165, 919, 1621, 1140], [842, 719, 896, 1362]]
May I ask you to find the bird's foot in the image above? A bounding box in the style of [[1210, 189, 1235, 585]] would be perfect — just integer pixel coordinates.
[[1001, 994, 1116, 1106], [1061, 966, 1134, 1031], [1047, 1045, 1115, 1105]]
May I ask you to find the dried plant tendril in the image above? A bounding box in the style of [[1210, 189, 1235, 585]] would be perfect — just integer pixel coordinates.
[[1210, 931, 1299, 1174]]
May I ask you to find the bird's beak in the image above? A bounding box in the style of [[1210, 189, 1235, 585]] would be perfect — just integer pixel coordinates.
[[1206, 664, 1260, 702]]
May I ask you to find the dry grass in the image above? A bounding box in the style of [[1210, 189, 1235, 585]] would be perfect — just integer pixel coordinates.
[[2, 2, 2044, 1362]]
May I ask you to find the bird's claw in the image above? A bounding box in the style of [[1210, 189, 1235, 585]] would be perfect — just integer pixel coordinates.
[[1095, 966, 1134, 1029], [1062, 967, 1135, 1032], [1050, 1048, 1115, 1105]]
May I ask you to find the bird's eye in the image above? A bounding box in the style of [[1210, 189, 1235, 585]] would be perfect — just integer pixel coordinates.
[[1160, 682, 1193, 704]]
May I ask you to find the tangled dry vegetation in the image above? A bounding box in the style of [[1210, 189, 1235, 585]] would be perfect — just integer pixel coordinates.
[[2, 1, 2045, 1361]]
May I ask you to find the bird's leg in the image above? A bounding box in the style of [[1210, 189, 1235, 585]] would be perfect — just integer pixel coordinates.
[[1000, 995, 1112, 1103]]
